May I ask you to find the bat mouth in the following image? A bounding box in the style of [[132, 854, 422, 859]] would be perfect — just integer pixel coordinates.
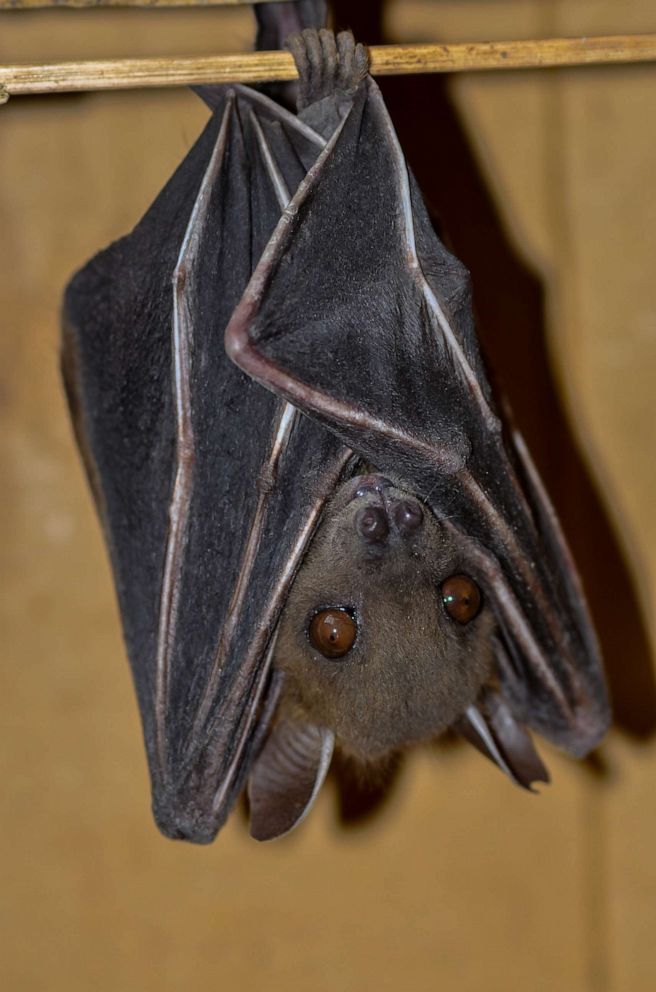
[[353, 474, 394, 493], [346, 474, 394, 503], [329, 474, 395, 515]]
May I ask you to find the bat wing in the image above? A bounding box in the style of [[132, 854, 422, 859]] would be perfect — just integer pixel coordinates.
[[62, 85, 352, 843], [226, 77, 610, 762]]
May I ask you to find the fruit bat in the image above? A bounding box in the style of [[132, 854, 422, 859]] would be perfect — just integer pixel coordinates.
[[61, 28, 610, 844]]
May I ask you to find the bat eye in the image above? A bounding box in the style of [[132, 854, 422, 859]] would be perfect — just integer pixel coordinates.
[[441, 575, 481, 624], [308, 609, 357, 658]]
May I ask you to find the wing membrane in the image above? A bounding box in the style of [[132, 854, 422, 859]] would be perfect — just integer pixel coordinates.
[[63, 87, 350, 842]]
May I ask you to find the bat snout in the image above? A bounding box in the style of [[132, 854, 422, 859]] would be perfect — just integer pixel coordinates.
[[354, 497, 424, 545]]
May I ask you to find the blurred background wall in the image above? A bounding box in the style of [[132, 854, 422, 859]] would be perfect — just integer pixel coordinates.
[[1, 2, 655, 989]]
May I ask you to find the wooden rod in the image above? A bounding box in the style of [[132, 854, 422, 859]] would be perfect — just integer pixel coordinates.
[[1, 0, 282, 6], [1, 35, 655, 97]]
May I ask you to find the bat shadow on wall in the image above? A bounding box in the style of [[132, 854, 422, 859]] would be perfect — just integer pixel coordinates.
[[328, 0, 656, 826]]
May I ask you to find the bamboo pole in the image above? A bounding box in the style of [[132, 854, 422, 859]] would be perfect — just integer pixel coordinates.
[[1, 35, 655, 98]]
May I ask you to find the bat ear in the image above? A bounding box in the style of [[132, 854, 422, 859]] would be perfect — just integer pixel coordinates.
[[456, 692, 550, 792], [248, 720, 335, 841]]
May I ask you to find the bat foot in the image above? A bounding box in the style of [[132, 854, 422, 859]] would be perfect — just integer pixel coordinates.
[[287, 29, 369, 114]]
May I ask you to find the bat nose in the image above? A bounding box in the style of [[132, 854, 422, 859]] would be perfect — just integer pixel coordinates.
[[355, 498, 424, 544]]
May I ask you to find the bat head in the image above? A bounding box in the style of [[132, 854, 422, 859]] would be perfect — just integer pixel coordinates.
[[273, 473, 496, 759], [248, 472, 553, 841]]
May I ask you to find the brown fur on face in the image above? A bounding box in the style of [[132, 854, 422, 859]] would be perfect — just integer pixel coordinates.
[[273, 474, 495, 760]]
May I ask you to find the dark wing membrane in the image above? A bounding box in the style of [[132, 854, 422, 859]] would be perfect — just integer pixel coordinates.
[[63, 87, 350, 843], [63, 98, 227, 759], [226, 78, 610, 758]]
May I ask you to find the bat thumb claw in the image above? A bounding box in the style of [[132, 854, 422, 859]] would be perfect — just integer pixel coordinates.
[[457, 697, 550, 791], [248, 720, 334, 841]]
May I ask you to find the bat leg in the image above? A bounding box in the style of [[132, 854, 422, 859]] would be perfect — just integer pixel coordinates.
[[248, 720, 334, 840], [254, 1, 328, 53]]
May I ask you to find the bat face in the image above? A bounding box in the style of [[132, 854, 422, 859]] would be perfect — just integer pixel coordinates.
[[274, 474, 496, 760]]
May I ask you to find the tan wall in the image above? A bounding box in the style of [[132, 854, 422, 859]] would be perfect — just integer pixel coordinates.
[[1, 3, 655, 989]]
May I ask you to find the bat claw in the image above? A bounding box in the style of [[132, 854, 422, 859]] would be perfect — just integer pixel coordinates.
[[286, 28, 370, 113]]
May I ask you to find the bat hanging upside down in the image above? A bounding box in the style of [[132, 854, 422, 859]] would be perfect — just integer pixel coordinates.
[[61, 24, 610, 843]]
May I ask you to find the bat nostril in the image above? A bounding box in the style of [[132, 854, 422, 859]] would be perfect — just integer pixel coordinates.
[[394, 500, 424, 536], [355, 505, 390, 543]]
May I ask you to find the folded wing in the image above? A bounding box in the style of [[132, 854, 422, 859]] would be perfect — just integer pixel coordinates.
[[226, 77, 610, 761], [63, 86, 352, 843]]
